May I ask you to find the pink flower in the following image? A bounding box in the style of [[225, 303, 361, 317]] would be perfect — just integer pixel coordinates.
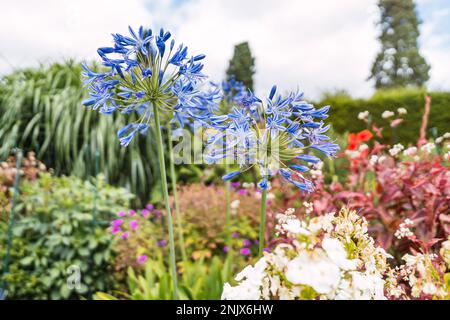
[[145, 204, 154, 211], [390, 118, 403, 128], [137, 255, 148, 265], [117, 211, 126, 217], [157, 239, 167, 247], [111, 226, 121, 234], [141, 209, 151, 218], [240, 248, 251, 256], [111, 219, 123, 227], [121, 232, 130, 239], [129, 220, 139, 230], [128, 210, 136, 217], [231, 182, 241, 188], [238, 189, 247, 196]]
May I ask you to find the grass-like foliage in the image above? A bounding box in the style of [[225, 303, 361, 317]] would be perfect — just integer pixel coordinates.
[[0, 61, 160, 202]]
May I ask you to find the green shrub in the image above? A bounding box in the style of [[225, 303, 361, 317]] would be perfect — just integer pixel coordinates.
[[96, 253, 227, 300], [0, 173, 134, 299], [319, 88, 450, 144]]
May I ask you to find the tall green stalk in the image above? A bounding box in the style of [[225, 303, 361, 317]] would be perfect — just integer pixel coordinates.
[[258, 187, 268, 256], [152, 104, 178, 300], [224, 164, 232, 278], [167, 125, 187, 263]]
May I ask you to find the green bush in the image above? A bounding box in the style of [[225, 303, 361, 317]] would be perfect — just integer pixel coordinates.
[[96, 253, 227, 300], [319, 88, 450, 144], [0, 173, 134, 299]]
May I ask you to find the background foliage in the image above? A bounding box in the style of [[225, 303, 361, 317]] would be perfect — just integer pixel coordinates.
[[319, 88, 450, 144], [370, 0, 430, 88], [226, 42, 256, 91], [0, 62, 162, 203], [0, 173, 133, 299]]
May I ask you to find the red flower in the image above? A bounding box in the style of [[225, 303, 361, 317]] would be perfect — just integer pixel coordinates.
[[347, 133, 359, 151], [357, 129, 373, 142]]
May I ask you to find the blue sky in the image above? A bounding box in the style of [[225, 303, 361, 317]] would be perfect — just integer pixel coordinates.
[[0, 0, 449, 99]]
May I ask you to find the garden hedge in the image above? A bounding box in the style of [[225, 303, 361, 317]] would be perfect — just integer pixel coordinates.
[[319, 88, 450, 145]]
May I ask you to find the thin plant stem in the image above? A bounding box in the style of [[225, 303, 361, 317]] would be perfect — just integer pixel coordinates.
[[224, 164, 232, 278], [152, 104, 178, 300], [258, 187, 268, 256], [167, 125, 187, 263]]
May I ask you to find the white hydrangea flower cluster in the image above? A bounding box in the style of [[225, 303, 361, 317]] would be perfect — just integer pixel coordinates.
[[310, 161, 324, 179], [242, 182, 255, 189], [397, 107, 407, 115], [382, 110, 395, 119], [358, 110, 369, 121], [230, 199, 240, 215], [394, 219, 414, 239], [389, 143, 404, 157], [421, 142, 435, 154], [402, 146, 417, 157], [393, 253, 448, 299], [222, 208, 393, 300], [444, 151, 450, 161], [440, 237, 450, 267], [435, 132, 450, 144]]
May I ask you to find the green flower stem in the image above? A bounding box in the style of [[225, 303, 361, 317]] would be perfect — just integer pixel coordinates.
[[258, 187, 268, 256], [224, 164, 232, 278], [225, 179, 232, 248], [167, 125, 187, 263], [152, 104, 178, 300]]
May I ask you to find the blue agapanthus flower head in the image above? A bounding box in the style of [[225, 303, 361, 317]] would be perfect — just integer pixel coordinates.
[[221, 76, 247, 105], [205, 85, 339, 191], [82, 26, 211, 146]]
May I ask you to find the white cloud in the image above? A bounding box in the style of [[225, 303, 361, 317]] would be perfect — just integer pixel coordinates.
[[420, 7, 450, 92], [0, 0, 448, 99], [0, 0, 152, 72], [166, 0, 379, 99]]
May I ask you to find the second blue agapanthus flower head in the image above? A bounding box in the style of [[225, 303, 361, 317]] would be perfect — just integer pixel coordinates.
[[82, 26, 211, 146], [205, 85, 339, 192]]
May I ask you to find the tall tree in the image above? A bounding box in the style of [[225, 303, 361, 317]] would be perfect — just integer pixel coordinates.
[[226, 42, 255, 90], [370, 0, 430, 89]]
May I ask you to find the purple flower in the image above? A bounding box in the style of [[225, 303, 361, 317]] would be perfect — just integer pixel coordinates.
[[223, 246, 229, 253], [141, 209, 151, 218], [238, 189, 247, 196], [111, 226, 121, 234], [157, 239, 167, 247], [111, 219, 123, 227], [153, 210, 162, 219], [263, 247, 270, 253], [231, 232, 240, 238], [240, 248, 251, 256], [129, 220, 139, 230], [128, 210, 136, 217], [121, 232, 130, 239], [137, 255, 148, 265], [145, 203, 154, 211], [117, 211, 126, 217], [231, 182, 241, 188], [242, 239, 252, 247]]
